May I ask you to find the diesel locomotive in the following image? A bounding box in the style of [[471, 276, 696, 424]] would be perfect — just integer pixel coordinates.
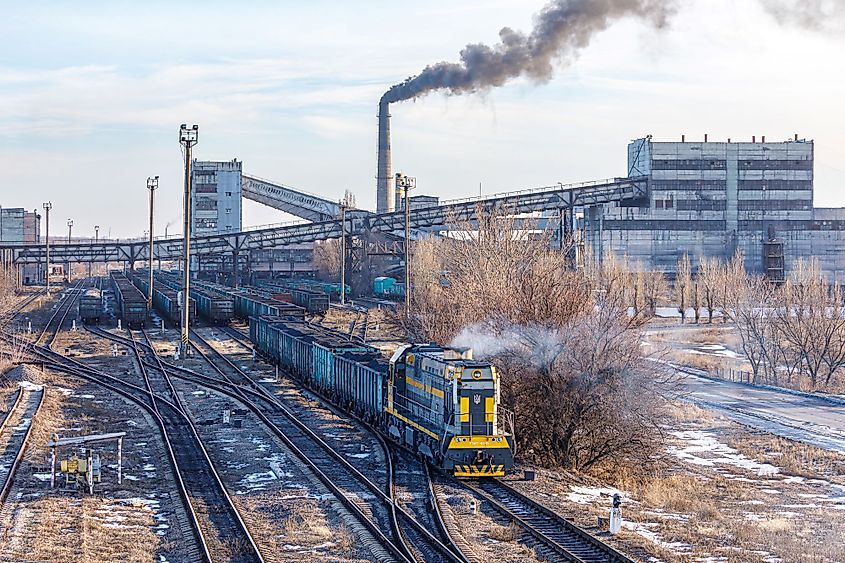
[[250, 315, 513, 477]]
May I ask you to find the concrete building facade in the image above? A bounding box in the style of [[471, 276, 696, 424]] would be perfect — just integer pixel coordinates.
[[0, 207, 41, 284], [584, 136, 845, 281], [191, 159, 243, 236]]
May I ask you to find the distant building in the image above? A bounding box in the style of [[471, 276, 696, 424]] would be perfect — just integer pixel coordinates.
[[0, 207, 41, 284], [582, 136, 845, 281], [0, 207, 40, 243], [190, 159, 242, 236]]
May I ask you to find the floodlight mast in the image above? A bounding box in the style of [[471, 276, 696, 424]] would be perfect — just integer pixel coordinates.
[[178, 125, 198, 359], [42, 202, 52, 293]]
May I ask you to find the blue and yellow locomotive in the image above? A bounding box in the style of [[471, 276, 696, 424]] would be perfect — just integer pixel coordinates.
[[249, 315, 514, 477], [387, 344, 513, 477]]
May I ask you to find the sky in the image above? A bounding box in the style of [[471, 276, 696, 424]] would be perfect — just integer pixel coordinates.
[[1, 0, 844, 238]]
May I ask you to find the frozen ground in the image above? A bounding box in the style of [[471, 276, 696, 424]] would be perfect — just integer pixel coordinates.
[[679, 372, 845, 454], [510, 403, 845, 562]]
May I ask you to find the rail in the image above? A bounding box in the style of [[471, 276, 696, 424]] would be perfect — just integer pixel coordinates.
[[463, 479, 633, 563], [0, 386, 45, 505]]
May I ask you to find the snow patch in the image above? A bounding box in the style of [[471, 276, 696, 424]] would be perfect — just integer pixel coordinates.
[[668, 430, 781, 476], [18, 381, 43, 392], [565, 485, 623, 505]]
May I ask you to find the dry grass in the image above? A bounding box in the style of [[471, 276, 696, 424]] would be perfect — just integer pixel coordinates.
[[488, 522, 521, 542], [281, 499, 334, 541], [234, 495, 361, 561], [669, 350, 721, 372], [721, 430, 845, 484], [522, 398, 845, 562], [1, 496, 159, 562], [664, 401, 716, 423]]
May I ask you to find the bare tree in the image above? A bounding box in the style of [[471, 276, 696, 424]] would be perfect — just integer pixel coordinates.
[[676, 254, 691, 324], [312, 239, 341, 279], [698, 256, 722, 323], [398, 206, 675, 471], [637, 267, 667, 318]]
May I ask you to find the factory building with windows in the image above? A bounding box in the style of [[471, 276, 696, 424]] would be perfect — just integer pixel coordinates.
[[0, 207, 41, 284], [584, 136, 845, 282], [190, 159, 316, 283], [190, 159, 243, 236]]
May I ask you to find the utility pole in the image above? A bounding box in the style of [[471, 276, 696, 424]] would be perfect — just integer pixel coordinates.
[[339, 202, 346, 305], [147, 176, 158, 310], [66, 219, 73, 282], [43, 202, 52, 294], [178, 124, 198, 359], [395, 173, 416, 317], [93, 225, 99, 279]]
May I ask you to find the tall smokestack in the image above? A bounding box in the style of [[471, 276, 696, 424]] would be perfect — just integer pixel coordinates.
[[376, 98, 394, 213]]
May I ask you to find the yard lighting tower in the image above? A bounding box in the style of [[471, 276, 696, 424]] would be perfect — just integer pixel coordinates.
[[92, 225, 99, 278], [146, 176, 159, 310], [43, 202, 52, 294], [178, 124, 198, 359], [395, 173, 416, 317], [66, 219, 73, 282], [339, 201, 347, 306]]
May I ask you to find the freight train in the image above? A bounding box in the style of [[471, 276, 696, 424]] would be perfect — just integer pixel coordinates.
[[130, 274, 196, 326], [78, 288, 103, 323], [153, 271, 234, 324], [250, 315, 514, 477], [110, 272, 147, 327]]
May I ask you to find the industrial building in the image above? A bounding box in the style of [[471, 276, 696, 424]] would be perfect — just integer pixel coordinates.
[[191, 159, 243, 236], [583, 135, 845, 281], [0, 207, 41, 284]]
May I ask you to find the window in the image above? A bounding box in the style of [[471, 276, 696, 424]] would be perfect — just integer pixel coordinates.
[[225, 208, 231, 214], [225, 191, 232, 197]]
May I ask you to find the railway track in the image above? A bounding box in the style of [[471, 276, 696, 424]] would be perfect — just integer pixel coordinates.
[[88, 325, 408, 561], [187, 329, 422, 562], [210, 326, 467, 563], [463, 479, 633, 563], [98, 322, 630, 563], [180, 327, 464, 562], [390, 446, 468, 562], [2, 309, 263, 562], [35, 279, 86, 349], [118, 329, 264, 563], [0, 385, 45, 505]]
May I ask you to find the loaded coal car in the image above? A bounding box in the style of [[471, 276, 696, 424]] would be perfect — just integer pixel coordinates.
[[250, 316, 385, 418], [110, 272, 147, 327], [234, 291, 305, 321], [291, 288, 329, 314], [192, 289, 234, 324], [249, 315, 513, 477], [131, 274, 196, 325], [78, 288, 103, 323]]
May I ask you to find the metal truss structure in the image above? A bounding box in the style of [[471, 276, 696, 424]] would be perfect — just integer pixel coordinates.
[[0, 176, 647, 266]]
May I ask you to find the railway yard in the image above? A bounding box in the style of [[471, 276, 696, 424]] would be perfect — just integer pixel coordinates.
[[0, 280, 645, 563], [1, 278, 844, 563]]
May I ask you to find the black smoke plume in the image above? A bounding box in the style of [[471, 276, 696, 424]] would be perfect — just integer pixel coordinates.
[[381, 0, 677, 104]]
